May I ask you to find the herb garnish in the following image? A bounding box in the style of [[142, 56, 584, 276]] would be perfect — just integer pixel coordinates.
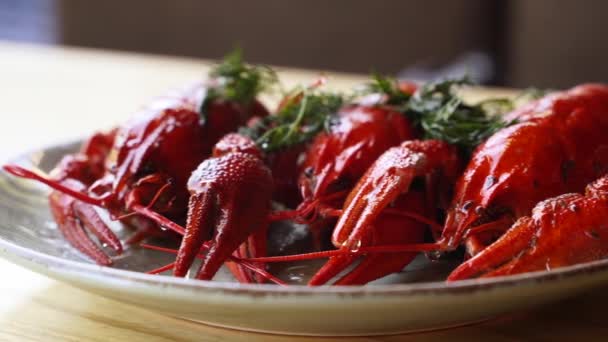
[[360, 75, 517, 153], [229, 55, 544, 155], [360, 73, 411, 106], [407, 77, 516, 152], [203, 49, 277, 109], [240, 86, 343, 153]]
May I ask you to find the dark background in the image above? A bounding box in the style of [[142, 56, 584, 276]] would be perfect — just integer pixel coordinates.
[[2, 0, 607, 88]]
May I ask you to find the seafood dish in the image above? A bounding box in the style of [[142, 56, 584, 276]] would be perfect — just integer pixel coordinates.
[[5, 50, 608, 286]]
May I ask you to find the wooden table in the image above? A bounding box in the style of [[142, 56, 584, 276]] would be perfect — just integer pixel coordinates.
[[0, 41, 606, 341]]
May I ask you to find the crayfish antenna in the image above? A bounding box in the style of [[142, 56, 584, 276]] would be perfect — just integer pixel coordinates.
[[3, 165, 104, 206], [141, 244, 286, 285], [308, 254, 355, 286]]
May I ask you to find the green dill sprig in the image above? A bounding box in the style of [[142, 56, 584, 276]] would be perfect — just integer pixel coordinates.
[[240, 87, 343, 153], [358, 73, 411, 106], [357, 74, 518, 152], [406, 76, 515, 152], [205, 48, 277, 106]]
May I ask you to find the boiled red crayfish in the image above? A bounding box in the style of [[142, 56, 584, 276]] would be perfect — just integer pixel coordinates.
[[448, 174, 608, 279], [441, 84, 608, 279], [141, 80, 426, 283], [243, 79, 466, 285], [248, 82, 608, 285], [4, 51, 273, 269], [295, 81, 419, 218], [308, 139, 461, 285], [7, 66, 608, 286], [296, 104, 417, 219], [333, 83, 608, 282]]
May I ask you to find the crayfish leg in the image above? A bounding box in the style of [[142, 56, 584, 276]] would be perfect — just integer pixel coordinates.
[[227, 226, 269, 283], [308, 254, 355, 286]]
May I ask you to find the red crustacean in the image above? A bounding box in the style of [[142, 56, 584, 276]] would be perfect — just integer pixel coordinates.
[[170, 133, 273, 281], [308, 140, 461, 285], [7, 58, 608, 288], [329, 83, 608, 281], [437, 84, 608, 260], [4, 53, 273, 267], [297, 104, 417, 220], [448, 174, 608, 280], [4, 83, 212, 264], [99, 82, 209, 217], [101, 79, 269, 220], [290, 80, 421, 224], [249, 82, 608, 285], [45, 131, 120, 265]]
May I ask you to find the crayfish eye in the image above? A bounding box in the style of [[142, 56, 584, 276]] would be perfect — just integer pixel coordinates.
[[461, 200, 474, 212], [304, 167, 314, 178]]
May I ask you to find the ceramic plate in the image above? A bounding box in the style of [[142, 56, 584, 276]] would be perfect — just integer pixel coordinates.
[[1, 141, 608, 336]]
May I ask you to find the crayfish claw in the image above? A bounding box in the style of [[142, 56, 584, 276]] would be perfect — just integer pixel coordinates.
[[447, 217, 535, 280], [309, 140, 459, 285], [310, 192, 428, 286], [449, 176, 608, 280], [195, 174, 271, 280], [49, 181, 122, 265], [173, 191, 215, 277], [332, 140, 459, 251], [72, 201, 122, 253], [175, 134, 273, 281]]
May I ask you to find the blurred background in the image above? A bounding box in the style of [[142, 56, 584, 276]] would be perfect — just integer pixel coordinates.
[[1, 0, 607, 88]]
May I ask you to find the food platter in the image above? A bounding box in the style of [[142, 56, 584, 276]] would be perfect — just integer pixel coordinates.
[[2, 141, 608, 336]]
